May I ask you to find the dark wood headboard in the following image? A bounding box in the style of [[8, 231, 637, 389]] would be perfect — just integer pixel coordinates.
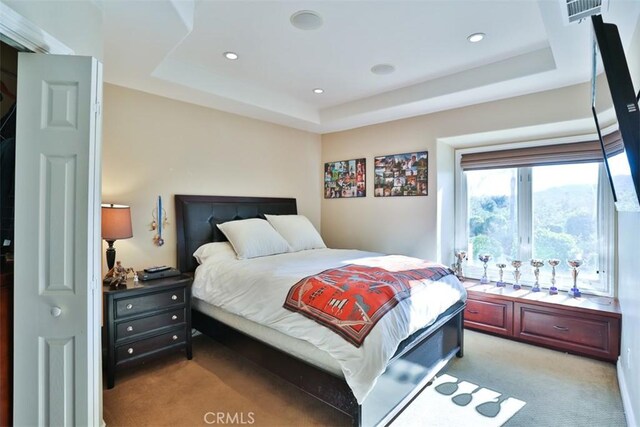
[[174, 195, 298, 273]]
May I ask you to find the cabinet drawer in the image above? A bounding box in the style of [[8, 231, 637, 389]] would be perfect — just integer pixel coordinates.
[[116, 329, 186, 364], [116, 308, 185, 342], [115, 287, 185, 318], [464, 297, 513, 335], [514, 303, 619, 360]]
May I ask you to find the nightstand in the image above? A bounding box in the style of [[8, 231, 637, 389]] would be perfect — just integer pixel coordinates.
[[102, 274, 193, 388]]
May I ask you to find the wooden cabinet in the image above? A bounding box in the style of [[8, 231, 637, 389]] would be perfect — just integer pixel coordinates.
[[464, 294, 513, 335], [103, 275, 193, 388], [463, 282, 621, 362]]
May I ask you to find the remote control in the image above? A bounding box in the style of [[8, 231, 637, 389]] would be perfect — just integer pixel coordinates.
[[144, 266, 171, 273]]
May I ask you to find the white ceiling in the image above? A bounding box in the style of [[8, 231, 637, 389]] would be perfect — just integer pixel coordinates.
[[101, 0, 640, 134]]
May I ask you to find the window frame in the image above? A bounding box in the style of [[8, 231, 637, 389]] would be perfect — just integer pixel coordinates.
[[455, 137, 615, 297]]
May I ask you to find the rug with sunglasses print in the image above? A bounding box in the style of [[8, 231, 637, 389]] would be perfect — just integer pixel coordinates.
[[391, 374, 526, 427]]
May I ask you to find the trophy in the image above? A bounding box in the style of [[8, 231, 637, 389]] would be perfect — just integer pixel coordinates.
[[567, 259, 583, 297], [511, 260, 522, 290], [478, 254, 491, 284], [453, 250, 467, 279], [548, 259, 560, 295], [495, 263, 507, 287], [530, 259, 544, 292]]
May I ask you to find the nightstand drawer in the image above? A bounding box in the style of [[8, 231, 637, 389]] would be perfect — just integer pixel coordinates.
[[115, 288, 185, 318], [116, 329, 186, 364], [116, 308, 185, 341]]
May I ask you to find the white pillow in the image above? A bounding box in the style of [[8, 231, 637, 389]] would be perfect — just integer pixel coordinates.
[[216, 218, 291, 259], [264, 214, 326, 252], [193, 241, 236, 264]]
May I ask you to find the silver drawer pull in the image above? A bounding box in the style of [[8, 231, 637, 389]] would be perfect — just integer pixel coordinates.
[[171, 315, 178, 320], [171, 295, 178, 301], [467, 309, 479, 314], [172, 335, 178, 340], [127, 348, 134, 354], [553, 325, 569, 332], [126, 303, 133, 310], [126, 326, 133, 332]]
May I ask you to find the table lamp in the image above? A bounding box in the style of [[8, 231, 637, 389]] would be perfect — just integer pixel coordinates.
[[101, 204, 133, 276]]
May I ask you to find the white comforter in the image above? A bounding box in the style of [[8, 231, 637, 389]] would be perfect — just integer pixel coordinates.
[[192, 248, 466, 403]]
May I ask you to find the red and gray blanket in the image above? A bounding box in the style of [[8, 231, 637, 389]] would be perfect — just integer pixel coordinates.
[[283, 262, 452, 347]]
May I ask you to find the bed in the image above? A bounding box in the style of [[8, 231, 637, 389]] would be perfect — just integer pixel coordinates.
[[175, 194, 466, 426]]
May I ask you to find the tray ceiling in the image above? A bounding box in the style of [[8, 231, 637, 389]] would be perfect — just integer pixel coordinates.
[[102, 0, 640, 133]]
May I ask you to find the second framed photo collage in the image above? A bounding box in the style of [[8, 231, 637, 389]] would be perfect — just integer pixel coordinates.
[[324, 151, 428, 199]]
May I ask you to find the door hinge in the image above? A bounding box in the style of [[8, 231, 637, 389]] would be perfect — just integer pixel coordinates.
[[91, 277, 97, 290], [93, 102, 101, 116]]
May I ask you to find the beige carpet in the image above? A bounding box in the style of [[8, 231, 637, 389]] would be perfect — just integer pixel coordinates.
[[103, 330, 625, 427]]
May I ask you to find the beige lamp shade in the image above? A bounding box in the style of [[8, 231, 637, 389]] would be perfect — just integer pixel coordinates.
[[101, 204, 133, 240]]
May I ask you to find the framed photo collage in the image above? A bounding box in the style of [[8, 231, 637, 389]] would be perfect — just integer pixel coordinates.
[[324, 151, 428, 199]]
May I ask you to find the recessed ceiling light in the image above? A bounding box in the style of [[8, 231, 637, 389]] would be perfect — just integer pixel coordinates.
[[290, 10, 323, 30], [313, 88, 324, 94], [467, 33, 485, 43], [371, 64, 396, 75], [223, 51, 239, 60]]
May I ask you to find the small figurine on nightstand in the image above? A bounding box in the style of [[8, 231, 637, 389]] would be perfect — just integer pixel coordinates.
[[105, 261, 134, 287]]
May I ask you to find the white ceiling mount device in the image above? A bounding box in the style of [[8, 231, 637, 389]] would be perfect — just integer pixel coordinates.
[[560, 0, 609, 24]]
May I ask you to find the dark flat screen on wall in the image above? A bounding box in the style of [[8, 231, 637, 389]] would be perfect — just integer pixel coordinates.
[[591, 14, 640, 212]]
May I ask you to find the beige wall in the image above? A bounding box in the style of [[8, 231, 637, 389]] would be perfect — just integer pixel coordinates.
[[321, 82, 593, 264], [102, 83, 322, 272]]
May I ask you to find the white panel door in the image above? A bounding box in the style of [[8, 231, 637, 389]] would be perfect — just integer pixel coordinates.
[[13, 54, 102, 426]]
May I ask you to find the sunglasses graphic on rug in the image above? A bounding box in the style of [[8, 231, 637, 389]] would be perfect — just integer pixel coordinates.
[[388, 373, 526, 427], [435, 376, 515, 418]]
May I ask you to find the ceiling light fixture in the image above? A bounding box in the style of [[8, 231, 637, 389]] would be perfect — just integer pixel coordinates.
[[223, 51, 239, 60], [467, 33, 485, 43], [290, 10, 323, 30], [371, 64, 396, 75], [313, 88, 324, 94]]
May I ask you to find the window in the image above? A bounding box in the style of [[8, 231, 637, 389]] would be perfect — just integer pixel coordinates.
[[466, 168, 518, 266], [456, 148, 614, 296], [531, 163, 600, 283]]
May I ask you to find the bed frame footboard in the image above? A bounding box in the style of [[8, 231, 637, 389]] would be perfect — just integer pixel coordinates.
[[192, 303, 464, 427]]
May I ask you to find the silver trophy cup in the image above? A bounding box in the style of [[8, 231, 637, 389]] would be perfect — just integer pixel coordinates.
[[530, 259, 544, 292], [496, 263, 507, 287], [567, 259, 583, 297], [511, 260, 522, 290], [478, 254, 491, 284], [454, 250, 467, 279], [548, 259, 560, 295]]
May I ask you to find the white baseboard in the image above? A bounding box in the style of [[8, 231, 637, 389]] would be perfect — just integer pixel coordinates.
[[617, 360, 638, 427]]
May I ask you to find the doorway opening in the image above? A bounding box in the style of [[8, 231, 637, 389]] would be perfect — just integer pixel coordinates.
[[0, 38, 22, 426]]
